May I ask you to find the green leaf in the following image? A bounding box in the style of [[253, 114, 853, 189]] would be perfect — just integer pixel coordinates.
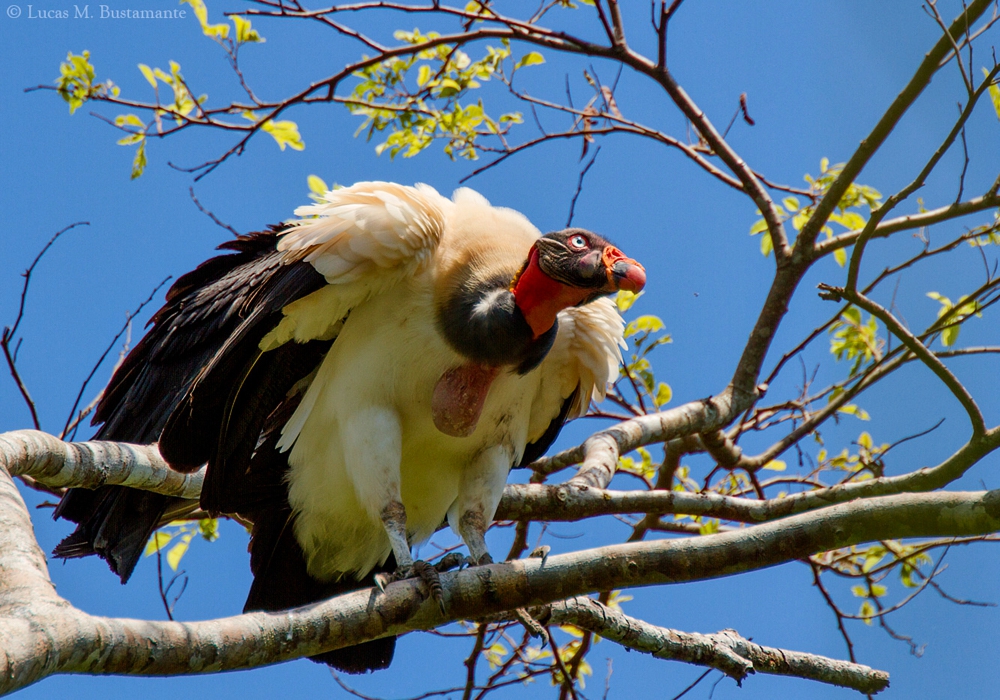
[[138, 64, 158, 89], [417, 64, 433, 87], [834, 247, 847, 267], [117, 133, 144, 146], [838, 404, 870, 421], [654, 382, 672, 407], [114, 113, 145, 128], [130, 139, 147, 180], [232, 15, 264, 43], [436, 78, 462, 97], [615, 290, 642, 312], [760, 231, 773, 257], [56, 50, 98, 114], [166, 538, 190, 570], [698, 519, 720, 535], [198, 517, 219, 541], [307, 175, 327, 193], [144, 530, 173, 557], [605, 590, 632, 611], [782, 197, 799, 212], [181, 0, 230, 38], [862, 546, 886, 573], [859, 600, 875, 625], [484, 642, 509, 669], [762, 459, 786, 471], [942, 324, 959, 347], [262, 119, 305, 151], [515, 52, 545, 69], [836, 211, 866, 230], [624, 315, 664, 337], [983, 67, 1000, 122]]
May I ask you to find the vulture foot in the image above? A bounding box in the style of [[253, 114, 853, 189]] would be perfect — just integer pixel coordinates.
[[373, 559, 450, 615], [434, 552, 465, 573], [462, 552, 494, 568]]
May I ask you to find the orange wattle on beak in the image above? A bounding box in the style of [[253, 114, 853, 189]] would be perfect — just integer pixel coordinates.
[[602, 245, 646, 293]]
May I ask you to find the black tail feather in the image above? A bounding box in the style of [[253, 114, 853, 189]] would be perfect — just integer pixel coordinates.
[[53, 487, 176, 583], [244, 504, 396, 674], [237, 396, 395, 674]]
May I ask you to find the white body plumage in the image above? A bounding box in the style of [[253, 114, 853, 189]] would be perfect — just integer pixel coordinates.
[[265, 183, 625, 581]]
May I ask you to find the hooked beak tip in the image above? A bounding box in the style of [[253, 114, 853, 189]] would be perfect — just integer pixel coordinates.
[[602, 244, 646, 293], [612, 260, 646, 293]]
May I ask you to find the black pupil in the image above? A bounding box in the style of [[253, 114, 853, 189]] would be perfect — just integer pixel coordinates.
[[573, 236, 585, 247]]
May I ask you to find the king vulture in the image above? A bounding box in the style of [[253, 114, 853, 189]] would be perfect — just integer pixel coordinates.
[[53, 182, 646, 673]]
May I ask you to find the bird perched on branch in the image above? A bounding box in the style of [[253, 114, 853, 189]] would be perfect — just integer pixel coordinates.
[[53, 182, 646, 673]]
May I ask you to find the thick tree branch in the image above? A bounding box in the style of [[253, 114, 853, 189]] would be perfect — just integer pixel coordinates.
[[9, 428, 1000, 532], [7, 442, 1000, 694], [0, 430, 202, 498]]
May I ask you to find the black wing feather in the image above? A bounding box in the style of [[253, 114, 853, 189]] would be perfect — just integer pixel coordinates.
[[53, 228, 325, 581], [516, 387, 579, 468], [199, 340, 329, 515], [52, 227, 394, 673]]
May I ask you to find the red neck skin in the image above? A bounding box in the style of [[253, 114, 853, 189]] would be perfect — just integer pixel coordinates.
[[512, 247, 591, 338]]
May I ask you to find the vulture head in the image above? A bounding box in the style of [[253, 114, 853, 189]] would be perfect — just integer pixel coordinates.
[[435, 223, 644, 438], [514, 228, 646, 339]]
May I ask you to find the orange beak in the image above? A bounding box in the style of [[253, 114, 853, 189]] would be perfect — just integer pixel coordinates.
[[602, 245, 646, 293]]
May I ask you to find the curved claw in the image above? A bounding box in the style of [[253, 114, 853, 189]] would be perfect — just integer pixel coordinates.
[[373, 571, 393, 593], [412, 560, 446, 615], [374, 561, 447, 614], [434, 552, 465, 573], [462, 552, 494, 569]]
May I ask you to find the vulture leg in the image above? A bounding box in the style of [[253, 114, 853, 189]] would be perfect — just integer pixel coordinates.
[[340, 408, 428, 589], [449, 444, 510, 567], [379, 500, 414, 573], [457, 511, 493, 566]]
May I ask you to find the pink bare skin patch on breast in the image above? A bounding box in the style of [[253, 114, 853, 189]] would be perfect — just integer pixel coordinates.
[[432, 363, 501, 437]]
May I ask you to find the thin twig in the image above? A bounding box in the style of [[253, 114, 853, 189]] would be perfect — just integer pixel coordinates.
[[2, 222, 90, 430], [189, 188, 240, 236], [61, 276, 171, 440]]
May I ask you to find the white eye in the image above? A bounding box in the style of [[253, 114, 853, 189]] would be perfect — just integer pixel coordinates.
[[569, 235, 587, 249]]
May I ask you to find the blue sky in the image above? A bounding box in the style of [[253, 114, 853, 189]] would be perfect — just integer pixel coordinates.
[[2, 1, 1000, 698]]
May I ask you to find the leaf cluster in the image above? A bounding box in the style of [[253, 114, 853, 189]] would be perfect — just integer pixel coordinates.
[[143, 517, 220, 572], [751, 158, 883, 265], [350, 31, 540, 160]]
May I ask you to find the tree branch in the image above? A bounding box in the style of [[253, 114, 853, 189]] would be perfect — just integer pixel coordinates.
[[9, 426, 1000, 534], [7, 443, 1000, 694], [794, 0, 993, 254], [819, 286, 986, 436], [813, 191, 1000, 257], [545, 597, 889, 694], [0, 430, 202, 498]]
